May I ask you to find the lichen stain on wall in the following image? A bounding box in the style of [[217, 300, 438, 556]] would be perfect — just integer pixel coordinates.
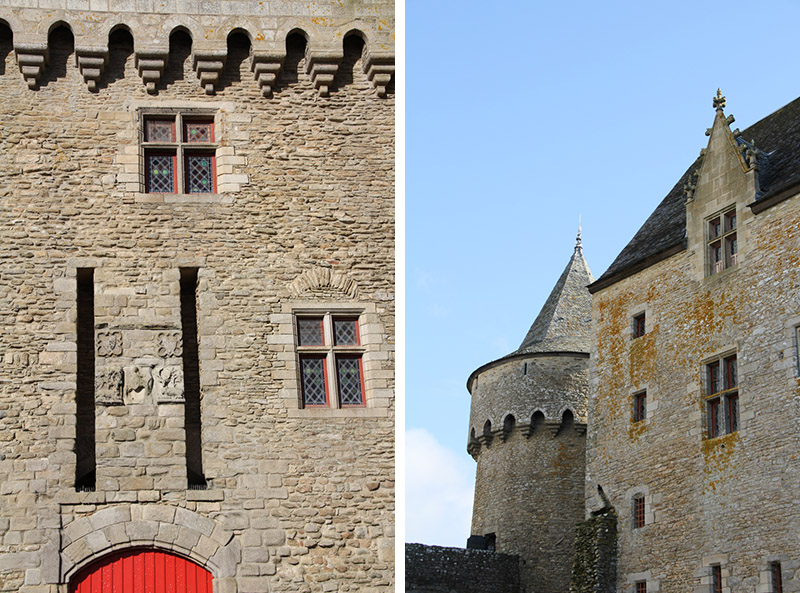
[[627, 419, 646, 441], [595, 293, 629, 432], [629, 330, 656, 388], [701, 431, 738, 494]]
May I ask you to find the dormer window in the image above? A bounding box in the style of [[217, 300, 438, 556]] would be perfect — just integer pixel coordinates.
[[707, 207, 737, 275]]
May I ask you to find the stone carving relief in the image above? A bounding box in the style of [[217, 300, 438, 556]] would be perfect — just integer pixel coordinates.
[[152, 365, 184, 403], [123, 364, 184, 404], [96, 331, 123, 357], [157, 332, 183, 358], [124, 365, 153, 404], [96, 368, 123, 405]]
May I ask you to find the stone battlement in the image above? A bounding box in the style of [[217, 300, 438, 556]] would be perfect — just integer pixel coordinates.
[[0, 2, 394, 95]]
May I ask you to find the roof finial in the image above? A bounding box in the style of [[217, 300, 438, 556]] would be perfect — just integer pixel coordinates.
[[713, 88, 726, 112], [575, 214, 583, 253]]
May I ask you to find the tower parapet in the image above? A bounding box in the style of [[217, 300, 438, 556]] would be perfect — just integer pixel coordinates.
[[467, 238, 593, 593], [0, 1, 394, 96]]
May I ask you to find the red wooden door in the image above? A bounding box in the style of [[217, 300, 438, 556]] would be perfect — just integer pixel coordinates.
[[70, 549, 213, 593]]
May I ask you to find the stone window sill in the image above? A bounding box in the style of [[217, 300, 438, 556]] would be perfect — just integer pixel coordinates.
[[134, 193, 234, 204], [287, 407, 390, 419]]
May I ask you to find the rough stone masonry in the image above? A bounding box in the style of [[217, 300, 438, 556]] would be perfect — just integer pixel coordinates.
[[0, 2, 394, 592]]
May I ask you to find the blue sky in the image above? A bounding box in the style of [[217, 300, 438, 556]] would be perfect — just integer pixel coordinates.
[[405, 0, 800, 546]]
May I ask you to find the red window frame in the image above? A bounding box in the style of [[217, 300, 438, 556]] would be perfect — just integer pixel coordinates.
[[772, 562, 783, 593], [183, 152, 217, 194], [707, 208, 737, 275], [633, 391, 646, 422], [633, 313, 646, 338], [708, 398, 721, 438], [142, 112, 217, 195], [145, 151, 179, 194], [633, 495, 645, 528], [636, 582, 647, 593], [183, 119, 215, 143], [724, 355, 737, 389], [333, 316, 362, 346], [335, 354, 366, 407], [299, 354, 330, 407], [706, 354, 738, 438], [145, 118, 177, 142]]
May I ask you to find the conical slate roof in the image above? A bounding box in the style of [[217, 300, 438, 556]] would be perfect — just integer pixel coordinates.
[[512, 238, 594, 356]]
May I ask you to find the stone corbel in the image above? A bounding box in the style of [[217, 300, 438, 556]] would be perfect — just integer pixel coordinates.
[[15, 43, 48, 89], [251, 50, 284, 97], [75, 46, 108, 92], [192, 49, 227, 95], [135, 48, 169, 94], [362, 49, 394, 98], [546, 420, 562, 436], [305, 48, 341, 97]]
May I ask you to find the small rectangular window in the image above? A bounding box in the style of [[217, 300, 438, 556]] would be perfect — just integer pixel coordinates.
[[706, 354, 739, 438], [633, 495, 645, 528], [711, 565, 722, 593], [141, 112, 217, 194], [772, 562, 783, 593], [300, 356, 329, 406], [633, 391, 646, 422], [633, 313, 646, 338], [295, 313, 366, 408], [707, 207, 737, 275], [75, 268, 96, 492], [336, 356, 364, 406], [636, 582, 647, 593]]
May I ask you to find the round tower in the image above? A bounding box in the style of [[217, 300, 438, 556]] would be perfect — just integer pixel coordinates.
[[466, 235, 593, 593]]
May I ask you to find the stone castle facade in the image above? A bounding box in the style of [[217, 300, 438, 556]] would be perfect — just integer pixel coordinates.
[[0, 2, 394, 592], [407, 91, 800, 593]]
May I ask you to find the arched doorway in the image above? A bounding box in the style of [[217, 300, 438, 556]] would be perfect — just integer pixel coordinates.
[[70, 548, 212, 593]]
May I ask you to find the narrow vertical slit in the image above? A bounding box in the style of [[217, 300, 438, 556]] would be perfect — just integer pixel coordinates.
[[180, 268, 205, 488], [75, 268, 95, 491]]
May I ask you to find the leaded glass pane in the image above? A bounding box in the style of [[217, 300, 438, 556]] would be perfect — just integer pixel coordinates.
[[146, 119, 175, 142], [336, 357, 363, 405], [334, 318, 358, 345], [298, 318, 324, 346], [147, 153, 175, 193], [301, 357, 327, 406], [186, 154, 214, 193], [184, 121, 213, 143]]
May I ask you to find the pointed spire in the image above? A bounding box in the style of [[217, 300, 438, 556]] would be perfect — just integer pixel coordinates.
[[513, 241, 594, 356], [575, 215, 583, 254]]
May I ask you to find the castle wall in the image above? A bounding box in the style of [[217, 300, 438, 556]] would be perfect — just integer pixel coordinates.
[[587, 191, 800, 592], [405, 543, 521, 593], [0, 3, 394, 592], [468, 354, 589, 435], [469, 356, 587, 593]]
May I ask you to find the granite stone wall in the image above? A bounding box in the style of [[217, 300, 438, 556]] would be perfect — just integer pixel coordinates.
[[405, 543, 521, 593], [587, 109, 800, 592], [0, 3, 394, 592], [468, 354, 588, 593]]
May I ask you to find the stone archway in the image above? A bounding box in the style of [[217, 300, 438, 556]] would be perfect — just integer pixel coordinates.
[[61, 505, 240, 586]]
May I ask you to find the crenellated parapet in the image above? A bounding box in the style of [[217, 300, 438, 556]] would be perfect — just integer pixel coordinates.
[[467, 408, 587, 459], [0, 3, 395, 97]]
